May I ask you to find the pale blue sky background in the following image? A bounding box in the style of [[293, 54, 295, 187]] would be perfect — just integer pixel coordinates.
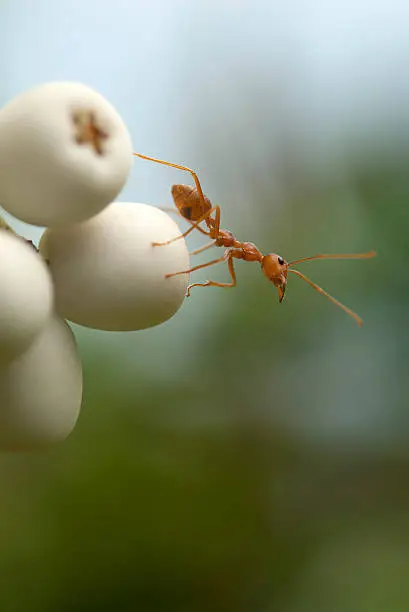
[[0, 0, 407, 441], [2, 0, 408, 173]]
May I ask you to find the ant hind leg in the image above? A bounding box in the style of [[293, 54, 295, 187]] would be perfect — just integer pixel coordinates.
[[133, 152, 208, 211]]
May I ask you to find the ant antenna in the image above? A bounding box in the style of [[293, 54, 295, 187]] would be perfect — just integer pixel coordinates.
[[288, 250, 376, 267], [288, 269, 364, 326], [286, 251, 375, 326]]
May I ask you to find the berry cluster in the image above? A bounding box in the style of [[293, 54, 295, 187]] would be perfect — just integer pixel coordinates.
[[0, 82, 189, 451]]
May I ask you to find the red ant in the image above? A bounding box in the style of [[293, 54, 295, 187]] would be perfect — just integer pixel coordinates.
[[134, 152, 376, 326]]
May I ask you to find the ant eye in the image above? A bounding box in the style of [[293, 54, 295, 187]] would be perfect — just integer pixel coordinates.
[[278, 256, 285, 265]]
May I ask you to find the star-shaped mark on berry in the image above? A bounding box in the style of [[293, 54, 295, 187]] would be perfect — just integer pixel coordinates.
[[72, 110, 108, 156]]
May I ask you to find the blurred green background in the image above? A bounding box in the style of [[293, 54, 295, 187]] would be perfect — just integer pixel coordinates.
[[0, 1, 408, 610]]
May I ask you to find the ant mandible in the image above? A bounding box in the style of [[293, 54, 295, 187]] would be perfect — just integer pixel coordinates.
[[134, 152, 376, 326]]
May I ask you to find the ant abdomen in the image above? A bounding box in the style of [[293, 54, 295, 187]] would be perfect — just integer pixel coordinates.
[[171, 184, 212, 222]]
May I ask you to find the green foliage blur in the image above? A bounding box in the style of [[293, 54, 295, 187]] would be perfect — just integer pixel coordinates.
[[1, 2, 409, 611], [1, 144, 407, 612]]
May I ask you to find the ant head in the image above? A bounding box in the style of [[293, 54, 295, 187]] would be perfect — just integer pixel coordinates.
[[262, 253, 288, 302], [262, 249, 375, 325]]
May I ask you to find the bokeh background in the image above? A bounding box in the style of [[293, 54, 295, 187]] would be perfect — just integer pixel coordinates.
[[0, 1, 408, 610]]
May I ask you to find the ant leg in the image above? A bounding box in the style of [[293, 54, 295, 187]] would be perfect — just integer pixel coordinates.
[[186, 256, 237, 296], [165, 251, 236, 296], [152, 206, 220, 246], [158, 207, 181, 216], [158, 207, 212, 238], [213, 202, 221, 233], [189, 241, 216, 256], [134, 152, 220, 239], [133, 152, 207, 211], [166, 252, 229, 279]]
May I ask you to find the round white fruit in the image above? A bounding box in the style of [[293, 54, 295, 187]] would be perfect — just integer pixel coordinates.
[[0, 82, 133, 227], [0, 315, 83, 451], [0, 230, 53, 363], [40, 202, 189, 331]]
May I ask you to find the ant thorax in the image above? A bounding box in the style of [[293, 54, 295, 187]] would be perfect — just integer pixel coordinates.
[[215, 229, 235, 247], [241, 242, 263, 262]]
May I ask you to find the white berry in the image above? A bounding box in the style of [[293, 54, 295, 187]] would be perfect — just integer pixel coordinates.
[[0, 82, 133, 227], [40, 202, 189, 331], [0, 315, 82, 451], [0, 230, 53, 363]]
